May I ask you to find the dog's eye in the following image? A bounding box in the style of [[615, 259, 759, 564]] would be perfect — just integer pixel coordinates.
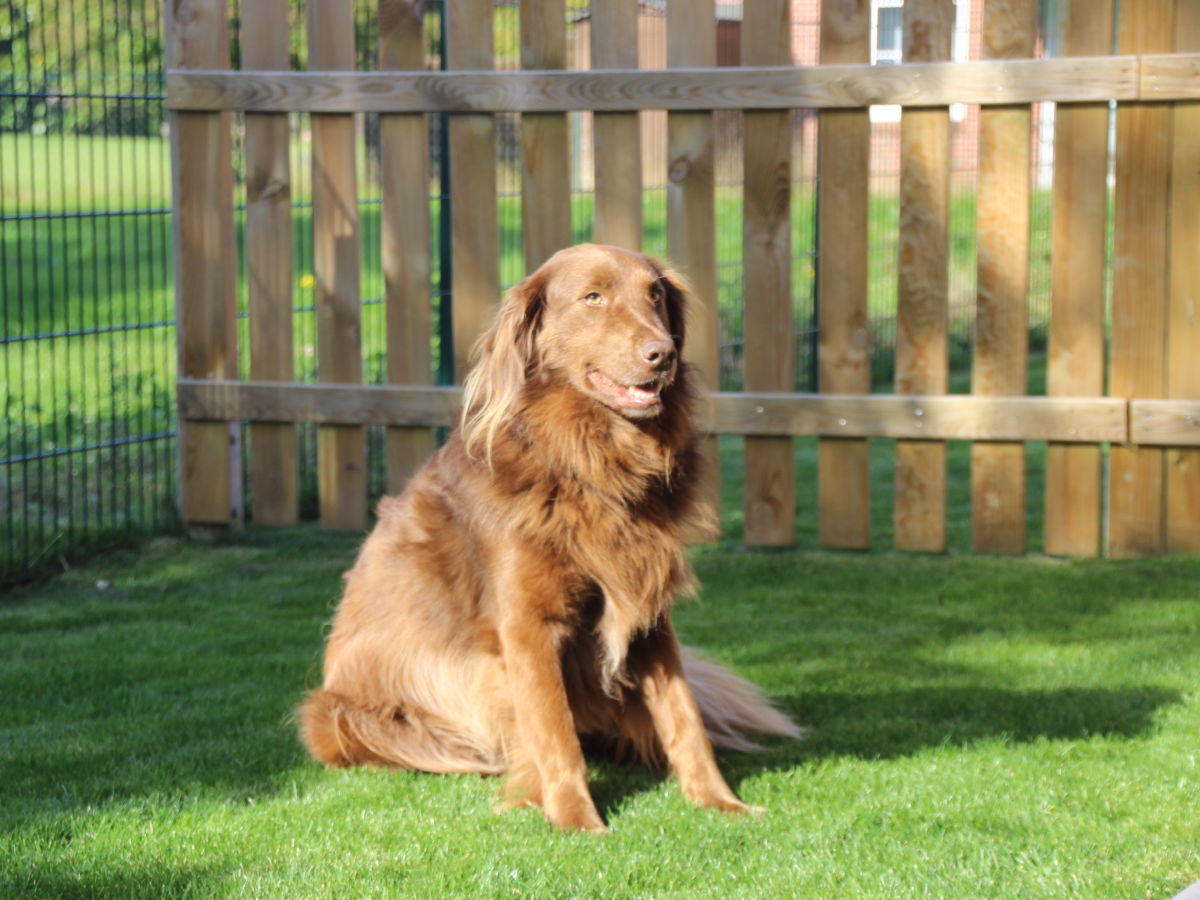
[[583, 291, 605, 307]]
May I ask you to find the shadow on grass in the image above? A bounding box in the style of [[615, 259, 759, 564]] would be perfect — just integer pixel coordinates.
[[3, 861, 223, 900], [756, 684, 1179, 762], [586, 684, 1181, 820]]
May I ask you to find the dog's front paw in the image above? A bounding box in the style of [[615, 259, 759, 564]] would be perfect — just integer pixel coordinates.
[[685, 786, 763, 817], [544, 787, 608, 834]]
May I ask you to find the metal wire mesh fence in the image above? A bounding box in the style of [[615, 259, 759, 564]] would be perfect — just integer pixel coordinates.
[[2, 0, 176, 581]]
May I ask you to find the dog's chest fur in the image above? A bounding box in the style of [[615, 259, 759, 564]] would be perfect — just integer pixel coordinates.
[[489, 379, 701, 682]]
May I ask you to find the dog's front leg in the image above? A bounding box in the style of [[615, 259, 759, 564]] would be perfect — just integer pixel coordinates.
[[632, 621, 751, 814], [495, 553, 606, 833]]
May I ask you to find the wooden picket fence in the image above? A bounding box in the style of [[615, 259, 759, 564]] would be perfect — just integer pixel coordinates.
[[167, 0, 1200, 558]]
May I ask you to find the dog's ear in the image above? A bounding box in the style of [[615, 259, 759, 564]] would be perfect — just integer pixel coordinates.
[[461, 268, 547, 464], [646, 257, 689, 354]]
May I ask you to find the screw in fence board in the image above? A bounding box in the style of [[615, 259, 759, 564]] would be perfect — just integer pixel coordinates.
[[380, 0, 436, 495], [1109, 0, 1175, 558], [166, 0, 241, 530], [446, 0, 500, 385], [1167, 0, 1200, 552], [817, 0, 871, 550], [667, 0, 721, 529], [309, 0, 367, 529], [972, 0, 1035, 556], [520, 0, 571, 274], [742, 0, 794, 547], [1044, 0, 1113, 557], [894, 0, 953, 554], [242, 0, 298, 526], [591, 2, 642, 251]]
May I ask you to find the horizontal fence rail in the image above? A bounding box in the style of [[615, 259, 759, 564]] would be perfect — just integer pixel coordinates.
[[165, 53, 1200, 113], [176, 378, 1200, 447]]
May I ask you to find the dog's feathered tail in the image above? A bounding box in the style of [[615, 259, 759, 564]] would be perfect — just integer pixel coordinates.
[[298, 688, 505, 776], [682, 649, 804, 752]]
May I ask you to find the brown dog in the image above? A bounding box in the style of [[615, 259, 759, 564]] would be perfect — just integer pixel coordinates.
[[299, 244, 800, 831]]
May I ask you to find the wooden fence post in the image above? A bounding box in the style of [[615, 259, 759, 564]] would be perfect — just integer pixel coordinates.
[[521, 0, 571, 271], [1167, 0, 1200, 552], [818, 0, 871, 550], [242, 0, 297, 525], [309, 0, 366, 529], [167, 0, 241, 531], [591, 3, 642, 250], [742, 0, 794, 546], [446, 0, 499, 383], [1109, 0, 1175, 557], [667, 0, 720, 523], [381, 0, 436, 494], [972, 0, 1034, 555], [895, 0, 953, 553], [1044, 0, 1112, 557]]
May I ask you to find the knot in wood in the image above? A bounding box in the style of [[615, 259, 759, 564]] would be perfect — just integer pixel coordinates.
[[668, 156, 691, 183]]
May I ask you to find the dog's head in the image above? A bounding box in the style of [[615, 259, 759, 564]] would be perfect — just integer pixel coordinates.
[[462, 243, 691, 461]]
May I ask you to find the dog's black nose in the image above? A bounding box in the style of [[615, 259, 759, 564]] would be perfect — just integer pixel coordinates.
[[640, 339, 676, 370]]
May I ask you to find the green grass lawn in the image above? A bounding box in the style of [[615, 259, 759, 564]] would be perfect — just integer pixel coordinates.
[[2, 432, 1198, 898]]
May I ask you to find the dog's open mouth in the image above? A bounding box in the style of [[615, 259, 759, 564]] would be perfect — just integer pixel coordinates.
[[587, 369, 664, 412]]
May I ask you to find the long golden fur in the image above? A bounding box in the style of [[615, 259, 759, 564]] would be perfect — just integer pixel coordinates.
[[298, 244, 800, 831]]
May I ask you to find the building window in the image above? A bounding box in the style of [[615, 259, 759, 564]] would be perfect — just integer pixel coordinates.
[[875, 5, 903, 65]]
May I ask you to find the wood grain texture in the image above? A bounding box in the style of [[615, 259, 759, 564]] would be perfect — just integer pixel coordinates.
[[521, 0, 571, 271], [817, 0, 870, 550], [972, 0, 1035, 556], [242, 0, 296, 525], [447, 0, 499, 384], [1044, 0, 1113, 557], [894, 0, 952, 553], [166, 55, 1164, 113], [309, 0, 366, 529], [1167, 0, 1200, 551], [591, 1, 641, 249], [1109, 0, 1175, 557], [667, 0, 720, 519], [1140, 52, 1200, 98], [1132, 400, 1200, 446], [179, 380, 1128, 442], [167, 0, 239, 527], [381, 0, 435, 495], [742, 0, 794, 546]]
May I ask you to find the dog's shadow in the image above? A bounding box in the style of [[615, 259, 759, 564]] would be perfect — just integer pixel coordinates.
[[588, 683, 1180, 819]]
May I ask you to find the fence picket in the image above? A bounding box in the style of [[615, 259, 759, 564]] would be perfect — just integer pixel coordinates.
[[447, 0, 499, 383], [380, 0, 436, 495], [972, 0, 1035, 555], [742, 0, 794, 547], [667, 0, 720, 521], [521, 0, 571, 271], [309, 0, 366, 529], [894, 0, 953, 553], [1044, 0, 1112, 557], [1110, 0, 1175, 557], [817, 0, 871, 550], [242, 0, 297, 525], [591, 2, 642, 249], [167, 0, 240, 530], [1167, 0, 1200, 551]]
